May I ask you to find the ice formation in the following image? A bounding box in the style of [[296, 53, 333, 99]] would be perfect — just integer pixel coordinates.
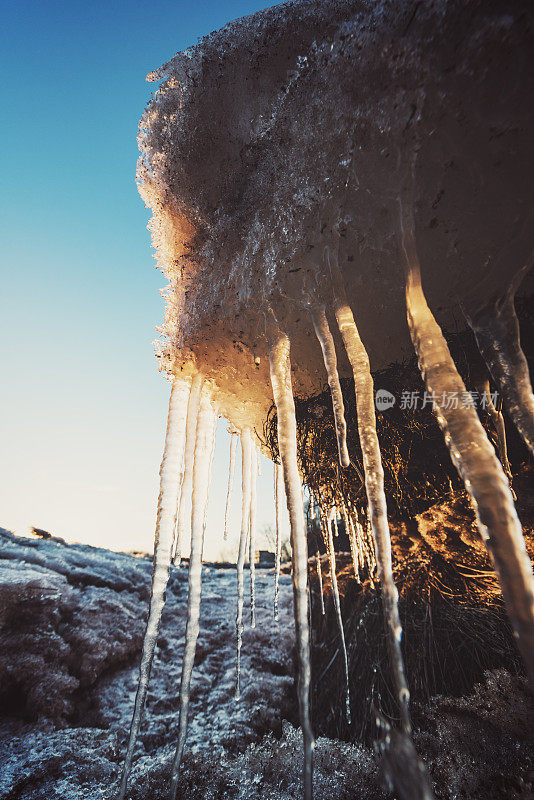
[[330, 250, 412, 733], [343, 504, 360, 582], [310, 306, 350, 467], [315, 550, 325, 616], [119, 377, 190, 800], [399, 190, 534, 686], [274, 462, 283, 621], [235, 428, 252, 700], [125, 1, 534, 797], [170, 387, 217, 798], [468, 290, 534, 458], [172, 373, 202, 563], [223, 431, 238, 540], [249, 445, 258, 628], [322, 513, 351, 722], [268, 322, 315, 800]]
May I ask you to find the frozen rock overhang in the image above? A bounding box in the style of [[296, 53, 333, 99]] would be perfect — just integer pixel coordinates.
[[137, 0, 534, 430]]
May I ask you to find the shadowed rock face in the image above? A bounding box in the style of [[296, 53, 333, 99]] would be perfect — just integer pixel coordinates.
[[0, 528, 150, 720], [138, 0, 534, 429], [0, 529, 298, 797]]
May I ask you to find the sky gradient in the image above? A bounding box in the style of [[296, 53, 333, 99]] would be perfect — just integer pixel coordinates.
[[0, 0, 285, 559]]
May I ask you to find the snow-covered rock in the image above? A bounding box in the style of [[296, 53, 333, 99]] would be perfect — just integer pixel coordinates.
[[137, 0, 534, 431]]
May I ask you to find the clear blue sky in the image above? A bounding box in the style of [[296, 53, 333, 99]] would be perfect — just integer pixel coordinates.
[[0, 0, 284, 557]]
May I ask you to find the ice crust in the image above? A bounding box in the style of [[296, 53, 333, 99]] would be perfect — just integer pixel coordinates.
[[137, 0, 534, 432]]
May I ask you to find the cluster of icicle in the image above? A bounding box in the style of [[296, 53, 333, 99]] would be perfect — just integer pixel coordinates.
[[119, 232, 534, 800], [117, 374, 287, 800]]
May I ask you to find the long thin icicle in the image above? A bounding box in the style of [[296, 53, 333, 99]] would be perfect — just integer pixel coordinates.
[[310, 305, 350, 467], [323, 513, 351, 722], [328, 248, 412, 734], [235, 428, 252, 699], [274, 462, 284, 621], [268, 319, 314, 800], [170, 388, 217, 800], [316, 550, 325, 615], [481, 378, 514, 492], [332, 508, 339, 538], [118, 377, 190, 800], [468, 288, 534, 458], [223, 432, 238, 540], [249, 444, 258, 628], [350, 514, 365, 575], [172, 373, 203, 563], [342, 504, 360, 582], [399, 198, 534, 687]]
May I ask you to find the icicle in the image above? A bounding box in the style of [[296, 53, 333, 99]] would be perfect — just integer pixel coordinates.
[[332, 507, 339, 538], [274, 462, 284, 621], [172, 374, 203, 563], [481, 379, 515, 494], [351, 515, 365, 574], [310, 305, 350, 467], [343, 504, 360, 582], [268, 318, 314, 800], [399, 194, 534, 687], [249, 444, 258, 628], [328, 247, 411, 733], [118, 377, 190, 800], [365, 518, 377, 573], [316, 550, 325, 615], [235, 428, 252, 699], [467, 289, 534, 458], [223, 432, 238, 540], [310, 492, 316, 520], [169, 388, 217, 800], [323, 514, 351, 722]]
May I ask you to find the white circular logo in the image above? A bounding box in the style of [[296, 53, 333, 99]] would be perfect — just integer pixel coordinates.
[[375, 389, 395, 411]]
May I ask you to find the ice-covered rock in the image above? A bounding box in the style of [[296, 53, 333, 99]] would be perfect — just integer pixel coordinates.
[[0, 529, 297, 797], [137, 0, 534, 432], [0, 528, 150, 720]]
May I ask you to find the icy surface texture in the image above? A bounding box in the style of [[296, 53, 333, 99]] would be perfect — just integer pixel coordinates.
[[399, 202, 534, 686], [1, 531, 533, 799], [0, 531, 296, 798], [137, 0, 534, 432], [0, 528, 149, 721]]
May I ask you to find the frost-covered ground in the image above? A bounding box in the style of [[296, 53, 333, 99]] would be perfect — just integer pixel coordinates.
[[0, 529, 297, 798], [1, 528, 533, 800]]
